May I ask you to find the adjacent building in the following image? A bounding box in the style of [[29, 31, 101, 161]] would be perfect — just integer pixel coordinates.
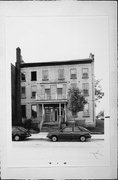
[[11, 48, 95, 130]]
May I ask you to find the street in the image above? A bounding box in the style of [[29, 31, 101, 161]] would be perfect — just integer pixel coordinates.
[[7, 133, 110, 168]]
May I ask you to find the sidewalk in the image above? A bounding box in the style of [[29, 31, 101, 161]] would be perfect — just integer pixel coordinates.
[[30, 132, 104, 140]]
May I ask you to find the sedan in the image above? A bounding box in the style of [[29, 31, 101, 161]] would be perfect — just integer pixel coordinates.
[[12, 126, 31, 141], [47, 126, 91, 142]]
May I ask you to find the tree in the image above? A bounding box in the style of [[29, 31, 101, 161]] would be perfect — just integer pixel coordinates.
[[96, 110, 104, 119], [95, 79, 104, 106], [67, 87, 87, 117]]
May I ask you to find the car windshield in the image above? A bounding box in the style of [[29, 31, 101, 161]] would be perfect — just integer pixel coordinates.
[[79, 126, 90, 132]]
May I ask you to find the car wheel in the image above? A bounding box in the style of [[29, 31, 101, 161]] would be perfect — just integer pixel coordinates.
[[51, 136, 58, 142], [80, 136, 86, 142], [14, 135, 20, 141]]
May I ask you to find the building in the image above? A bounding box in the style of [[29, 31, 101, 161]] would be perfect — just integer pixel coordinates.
[[15, 49, 95, 130]]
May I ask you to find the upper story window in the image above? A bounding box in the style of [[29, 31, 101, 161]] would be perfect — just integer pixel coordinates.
[[31, 71, 37, 81], [82, 68, 89, 79], [57, 88, 63, 99], [42, 70, 48, 81], [45, 88, 51, 100], [21, 86, 26, 99], [58, 69, 65, 80], [31, 86, 37, 99], [82, 83, 89, 96], [70, 68, 77, 79], [21, 72, 26, 81]]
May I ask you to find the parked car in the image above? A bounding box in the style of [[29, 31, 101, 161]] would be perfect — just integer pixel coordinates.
[[12, 126, 31, 141], [47, 126, 91, 142]]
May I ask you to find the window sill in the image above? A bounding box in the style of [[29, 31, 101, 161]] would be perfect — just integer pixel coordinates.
[[83, 94, 89, 96], [21, 80, 26, 82], [82, 77, 89, 79], [42, 79, 49, 81]]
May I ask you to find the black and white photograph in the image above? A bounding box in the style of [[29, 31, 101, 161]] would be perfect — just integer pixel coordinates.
[[0, 1, 117, 179]]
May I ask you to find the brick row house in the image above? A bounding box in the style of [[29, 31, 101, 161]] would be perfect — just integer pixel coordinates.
[[11, 48, 95, 131]]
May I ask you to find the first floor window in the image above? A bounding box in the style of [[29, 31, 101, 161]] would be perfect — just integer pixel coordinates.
[[31, 105, 37, 118], [21, 105, 26, 118], [83, 103, 89, 116], [21, 86, 26, 98]]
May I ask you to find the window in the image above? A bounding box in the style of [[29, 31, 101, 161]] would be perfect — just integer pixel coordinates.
[[21, 105, 26, 118], [63, 127, 72, 132], [57, 88, 63, 99], [31, 86, 37, 99], [42, 70, 48, 81], [74, 127, 81, 132], [71, 83, 77, 88], [45, 88, 51, 100], [83, 103, 89, 117], [31, 105, 37, 118], [21, 72, 26, 81], [58, 69, 65, 80], [21, 86, 26, 98], [70, 68, 77, 79], [31, 71, 37, 81], [82, 68, 89, 78], [83, 83, 89, 96]]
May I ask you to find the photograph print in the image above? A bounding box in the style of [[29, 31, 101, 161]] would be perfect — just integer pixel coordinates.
[[1, 1, 117, 179]]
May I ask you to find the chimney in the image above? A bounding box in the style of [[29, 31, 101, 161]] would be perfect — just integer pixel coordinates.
[[89, 53, 94, 60], [16, 47, 21, 63]]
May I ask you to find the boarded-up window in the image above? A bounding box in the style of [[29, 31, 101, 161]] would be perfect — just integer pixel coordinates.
[[58, 69, 65, 80], [83, 83, 89, 96], [21, 86, 26, 98], [70, 68, 77, 79], [31, 86, 37, 99], [82, 68, 89, 78], [42, 70, 48, 81]]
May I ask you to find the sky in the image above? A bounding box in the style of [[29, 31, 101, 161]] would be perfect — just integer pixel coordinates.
[[6, 16, 109, 114]]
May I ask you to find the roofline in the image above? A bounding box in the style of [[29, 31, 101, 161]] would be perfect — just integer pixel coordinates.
[[20, 58, 94, 68]]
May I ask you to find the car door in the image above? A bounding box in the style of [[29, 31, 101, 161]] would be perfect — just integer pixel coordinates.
[[59, 127, 73, 140], [73, 127, 82, 140]]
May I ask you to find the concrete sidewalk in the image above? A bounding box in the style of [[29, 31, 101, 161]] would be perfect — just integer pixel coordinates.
[[30, 132, 104, 140]]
